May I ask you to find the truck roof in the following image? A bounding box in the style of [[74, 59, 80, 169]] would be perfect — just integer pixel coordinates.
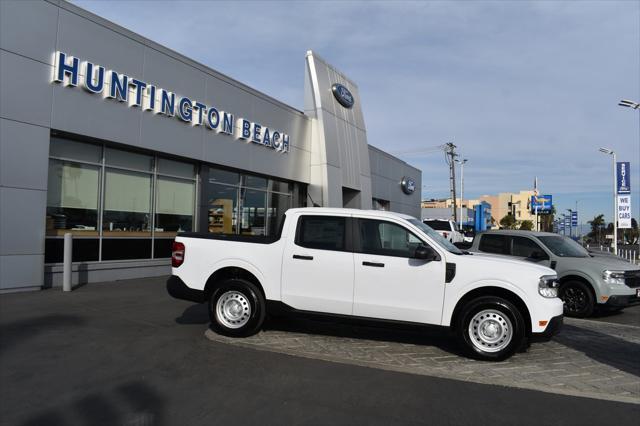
[[286, 207, 416, 221]]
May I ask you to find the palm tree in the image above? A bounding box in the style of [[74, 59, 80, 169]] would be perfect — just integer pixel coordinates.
[[588, 214, 605, 244]]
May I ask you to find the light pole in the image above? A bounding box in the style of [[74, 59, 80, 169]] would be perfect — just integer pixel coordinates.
[[566, 209, 573, 238], [455, 158, 468, 231], [618, 99, 639, 260], [599, 147, 617, 254]]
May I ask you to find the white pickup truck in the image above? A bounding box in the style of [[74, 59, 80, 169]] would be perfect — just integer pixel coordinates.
[[168, 208, 563, 360]]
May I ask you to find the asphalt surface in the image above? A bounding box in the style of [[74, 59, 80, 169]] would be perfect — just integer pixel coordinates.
[[591, 303, 640, 326], [1, 277, 639, 426]]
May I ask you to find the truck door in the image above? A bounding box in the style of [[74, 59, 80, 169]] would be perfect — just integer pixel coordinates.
[[353, 218, 446, 325], [281, 214, 354, 315]]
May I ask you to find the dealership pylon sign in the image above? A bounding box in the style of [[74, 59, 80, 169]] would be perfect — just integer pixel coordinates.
[[616, 162, 631, 229]]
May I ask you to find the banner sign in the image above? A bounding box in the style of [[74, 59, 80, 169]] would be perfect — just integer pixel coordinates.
[[571, 211, 578, 227], [530, 194, 553, 214], [616, 162, 630, 194], [617, 194, 632, 229]]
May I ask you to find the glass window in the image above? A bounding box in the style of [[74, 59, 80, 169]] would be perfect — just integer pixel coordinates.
[[296, 216, 346, 251], [209, 167, 239, 185], [105, 147, 153, 171], [102, 169, 152, 236], [101, 238, 151, 260], [511, 236, 543, 257], [46, 160, 100, 236], [240, 188, 267, 236], [478, 234, 509, 255], [538, 236, 589, 258], [423, 220, 451, 231], [207, 183, 238, 234], [45, 238, 99, 263], [158, 158, 195, 179], [155, 176, 195, 235], [408, 219, 462, 254], [243, 175, 267, 190], [269, 179, 290, 194], [267, 192, 291, 236], [49, 138, 102, 163], [372, 198, 390, 211], [358, 219, 422, 258]]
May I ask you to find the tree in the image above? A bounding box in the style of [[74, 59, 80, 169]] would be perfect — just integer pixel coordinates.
[[588, 214, 605, 244], [519, 220, 534, 231], [499, 214, 517, 230]]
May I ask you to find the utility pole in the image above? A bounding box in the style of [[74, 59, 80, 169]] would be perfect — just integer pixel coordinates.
[[444, 142, 458, 222]]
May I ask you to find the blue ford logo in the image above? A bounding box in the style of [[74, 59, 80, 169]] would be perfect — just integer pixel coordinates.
[[331, 83, 355, 109], [401, 177, 416, 195]]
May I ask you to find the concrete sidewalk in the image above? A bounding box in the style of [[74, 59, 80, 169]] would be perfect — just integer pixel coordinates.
[[1, 277, 638, 426]]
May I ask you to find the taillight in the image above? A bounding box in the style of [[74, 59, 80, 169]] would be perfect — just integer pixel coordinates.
[[172, 241, 185, 267]]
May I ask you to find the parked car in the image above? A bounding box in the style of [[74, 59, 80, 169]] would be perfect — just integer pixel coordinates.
[[469, 230, 640, 317], [168, 208, 563, 361], [422, 219, 464, 243]]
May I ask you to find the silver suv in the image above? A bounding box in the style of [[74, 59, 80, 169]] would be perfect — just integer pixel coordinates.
[[470, 230, 639, 317]]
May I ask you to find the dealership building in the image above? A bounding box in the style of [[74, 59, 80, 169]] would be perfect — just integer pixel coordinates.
[[0, 0, 421, 293]]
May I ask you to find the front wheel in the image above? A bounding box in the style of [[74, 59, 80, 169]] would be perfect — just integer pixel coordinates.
[[558, 281, 594, 318], [457, 296, 526, 361], [208, 279, 266, 337]]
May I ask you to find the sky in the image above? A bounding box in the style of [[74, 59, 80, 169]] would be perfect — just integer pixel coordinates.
[[73, 0, 640, 225]]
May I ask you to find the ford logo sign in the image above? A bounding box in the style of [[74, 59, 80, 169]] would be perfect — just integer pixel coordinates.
[[331, 83, 355, 109], [401, 177, 416, 195]]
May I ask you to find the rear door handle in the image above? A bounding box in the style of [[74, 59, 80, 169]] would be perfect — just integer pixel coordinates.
[[293, 254, 314, 260], [362, 261, 385, 268]]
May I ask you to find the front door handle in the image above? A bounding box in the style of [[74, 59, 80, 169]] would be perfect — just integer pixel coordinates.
[[293, 254, 313, 260], [362, 261, 384, 267]]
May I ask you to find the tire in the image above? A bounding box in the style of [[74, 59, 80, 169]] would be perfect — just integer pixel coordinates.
[[457, 296, 526, 361], [208, 278, 266, 337], [558, 280, 594, 318]]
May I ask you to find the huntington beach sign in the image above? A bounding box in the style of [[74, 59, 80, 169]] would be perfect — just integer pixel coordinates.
[[52, 51, 290, 153]]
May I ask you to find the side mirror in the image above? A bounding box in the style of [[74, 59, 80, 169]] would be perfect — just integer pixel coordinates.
[[529, 251, 549, 261], [414, 245, 440, 261]]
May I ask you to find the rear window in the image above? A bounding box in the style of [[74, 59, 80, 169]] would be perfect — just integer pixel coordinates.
[[296, 216, 346, 251], [423, 220, 450, 231], [478, 234, 509, 255]]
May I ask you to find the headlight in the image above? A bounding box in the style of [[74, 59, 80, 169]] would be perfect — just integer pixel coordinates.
[[602, 270, 626, 286], [539, 274, 559, 298]]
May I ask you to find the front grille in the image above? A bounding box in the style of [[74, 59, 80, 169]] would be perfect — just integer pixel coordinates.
[[624, 270, 640, 288]]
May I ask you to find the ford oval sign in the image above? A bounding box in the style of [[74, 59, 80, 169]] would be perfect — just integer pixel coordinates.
[[331, 84, 355, 109], [401, 177, 416, 195]]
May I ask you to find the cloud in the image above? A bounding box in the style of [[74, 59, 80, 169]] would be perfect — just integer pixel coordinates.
[[73, 0, 639, 222]]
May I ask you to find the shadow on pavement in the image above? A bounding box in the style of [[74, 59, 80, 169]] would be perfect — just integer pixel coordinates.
[[555, 324, 640, 377], [263, 315, 462, 356], [0, 314, 84, 355], [175, 303, 209, 325], [20, 381, 165, 426]]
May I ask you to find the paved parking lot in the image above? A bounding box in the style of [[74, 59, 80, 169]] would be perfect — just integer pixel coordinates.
[[207, 307, 640, 404], [1, 276, 638, 425]]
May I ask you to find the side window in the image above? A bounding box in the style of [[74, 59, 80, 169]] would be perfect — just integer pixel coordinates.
[[296, 216, 346, 251], [511, 236, 543, 258], [478, 234, 509, 255], [358, 219, 422, 258]]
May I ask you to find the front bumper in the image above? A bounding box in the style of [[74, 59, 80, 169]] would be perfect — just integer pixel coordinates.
[[530, 314, 563, 342], [604, 294, 640, 308], [167, 275, 205, 303]]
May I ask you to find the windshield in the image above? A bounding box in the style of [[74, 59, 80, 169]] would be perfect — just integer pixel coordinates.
[[423, 220, 451, 231], [408, 219, 463, 254], [538, 236, 589, 258]]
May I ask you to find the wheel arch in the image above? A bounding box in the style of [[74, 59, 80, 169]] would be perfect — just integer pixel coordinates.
[[558, 274, 596, 300], [204, 266, 266, 301], [450, 286, 532, 336]]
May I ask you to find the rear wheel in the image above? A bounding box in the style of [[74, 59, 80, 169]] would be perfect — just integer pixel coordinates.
[[457, 296, 526, 361], [559, 280, 594, 318], [208, 279, 265, 337]]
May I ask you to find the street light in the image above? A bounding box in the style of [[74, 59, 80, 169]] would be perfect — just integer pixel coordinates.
[[599, 147, 617, 255], [619, 99, 640, 109], [455, 157, 468, 231], [619, 99, 640, 261]]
